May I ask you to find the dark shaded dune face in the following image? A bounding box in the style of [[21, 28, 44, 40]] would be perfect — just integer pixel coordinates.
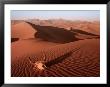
[[69, 28, 100, 39], [28, 19, 100, 35], [11, 38, 19, 43], [26, 22, 99, 43], [26, 22, 79, 43], [70, 29, 99, 36], [11, 39, 100, 77]]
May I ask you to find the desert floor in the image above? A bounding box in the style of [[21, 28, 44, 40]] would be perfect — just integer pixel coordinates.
[[11, 20, 100, 77]]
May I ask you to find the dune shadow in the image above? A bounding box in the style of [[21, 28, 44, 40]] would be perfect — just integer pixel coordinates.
[[11, 38, 19, 43], [70, 28, 99, 37], [45, 51, 73, 68], [26, 22, 80, 43]]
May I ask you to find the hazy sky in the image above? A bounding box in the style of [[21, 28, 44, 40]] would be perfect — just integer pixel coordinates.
[[11, 10, 100, 21]]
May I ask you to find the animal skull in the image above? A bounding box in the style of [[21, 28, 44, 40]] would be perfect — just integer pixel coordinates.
[[34, 61, 46, 70]]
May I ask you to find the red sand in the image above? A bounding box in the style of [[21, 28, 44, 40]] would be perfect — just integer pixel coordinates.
[[11, 20, 100, 77], [28, 19, 100, 35], [11, 22, 36, 39]]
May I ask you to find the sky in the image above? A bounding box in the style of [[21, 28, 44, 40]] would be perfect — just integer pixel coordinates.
[[11, 10, 100, 21]]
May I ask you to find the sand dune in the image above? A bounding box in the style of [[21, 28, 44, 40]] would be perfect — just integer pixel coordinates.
[[27, 22, 99, 43], [11, 39, 59, 59], [28, 19, 100, 35], [70, 29, 99, 39], [11, 20, 24, 25], [11, 20, 100, 77], [12, 21, 99, 43], [26, 22, 79, 43], [11, 22, 36, 39], [11, 39, 100, 77]]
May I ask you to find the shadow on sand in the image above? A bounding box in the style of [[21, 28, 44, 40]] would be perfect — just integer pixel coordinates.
[[45, 51, 73, 68], [26, 22, 80, 43], [11, 38, 19, 43], [26, 22, 99, 43], [69, 28, 99, 36]]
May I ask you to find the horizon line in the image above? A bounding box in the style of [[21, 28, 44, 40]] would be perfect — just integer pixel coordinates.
[[11, 18, 100, 22]]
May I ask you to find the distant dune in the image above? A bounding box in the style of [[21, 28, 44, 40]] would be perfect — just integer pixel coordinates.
[[11, 20, 24, 25], [28, 19, 100, 35], [11, 19, 100, 77], [11, 21, 99, 43]]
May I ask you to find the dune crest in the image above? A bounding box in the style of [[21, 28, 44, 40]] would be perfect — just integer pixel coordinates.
[[11, 20, 100, 77], [11, 22, 36, 39]]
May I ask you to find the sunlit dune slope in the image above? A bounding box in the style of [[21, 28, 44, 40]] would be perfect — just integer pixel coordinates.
[[11, 39, 100, 77], [11, 22, 36, 39], [11, 39, 59, 59], [11, 20, 24, 25]]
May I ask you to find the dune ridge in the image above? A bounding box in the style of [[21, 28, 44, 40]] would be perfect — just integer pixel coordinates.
[[11, 22, 36, 39], [11, 20, 100, 77]]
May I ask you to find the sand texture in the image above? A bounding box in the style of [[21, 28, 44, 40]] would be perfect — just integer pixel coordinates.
[[11, 20, 100, 77]]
